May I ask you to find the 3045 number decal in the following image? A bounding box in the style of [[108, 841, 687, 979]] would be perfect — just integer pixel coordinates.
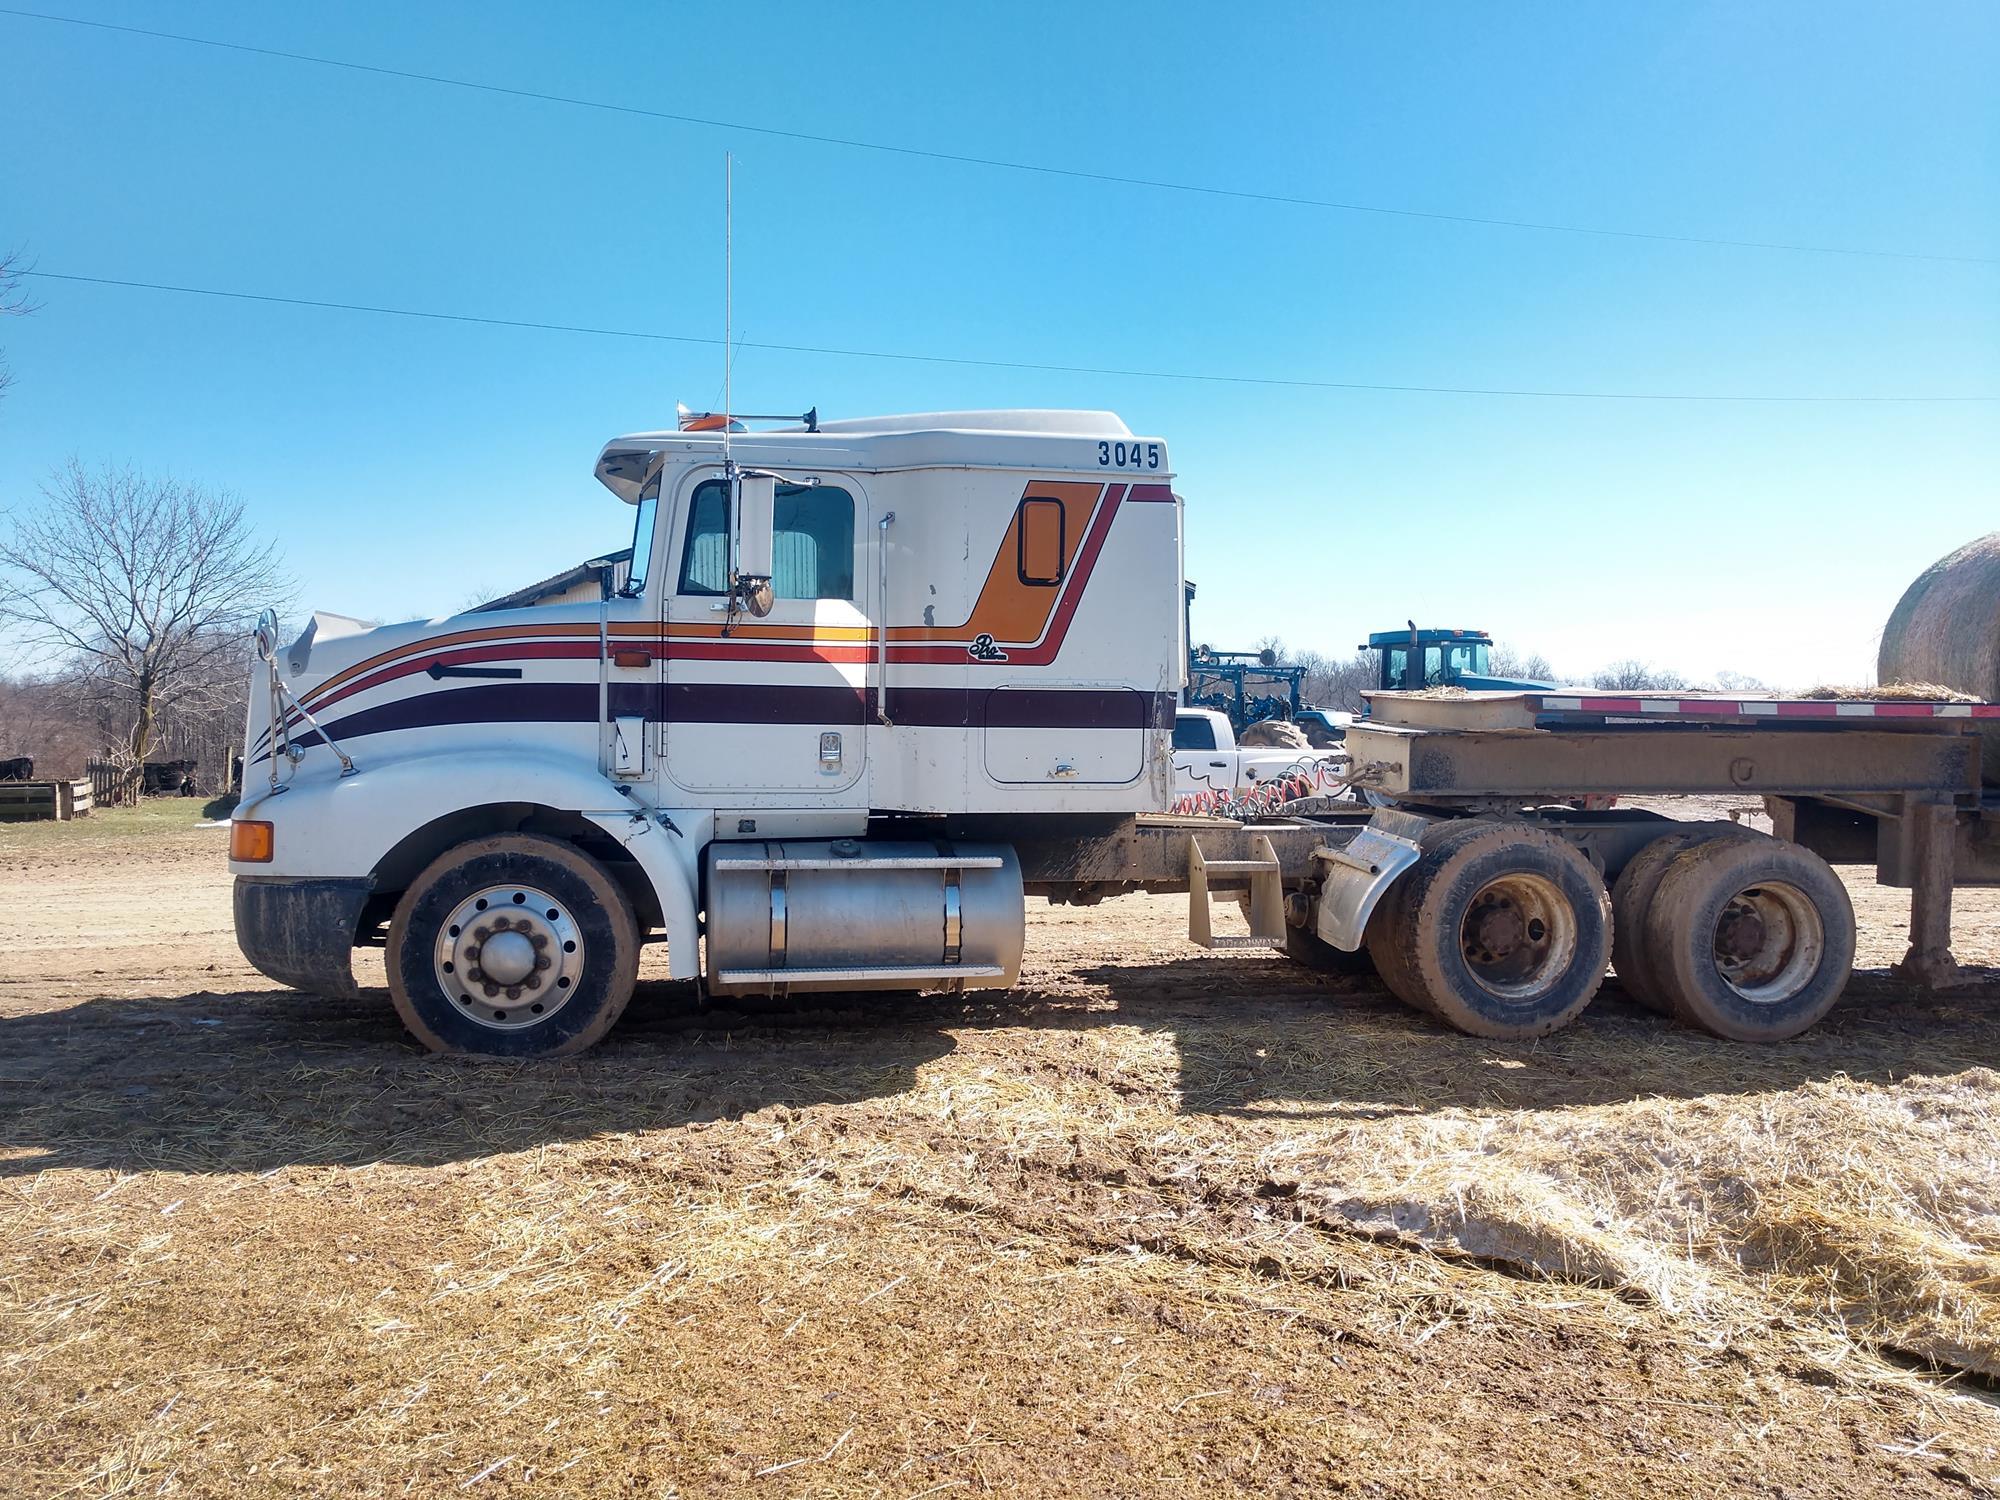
[[1097, 440, 1161, 470]]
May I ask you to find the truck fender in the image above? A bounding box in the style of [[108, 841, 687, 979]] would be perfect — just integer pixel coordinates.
[[1310, 822, 1424, 951], [240, 750, 709, 977], [584, 807, 710, 981]]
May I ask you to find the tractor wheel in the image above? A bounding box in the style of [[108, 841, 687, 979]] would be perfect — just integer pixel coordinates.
[[387, 833, 639, 1057], [1369, 822, 1611, 1040], [1641, 837, 1855, 1042]]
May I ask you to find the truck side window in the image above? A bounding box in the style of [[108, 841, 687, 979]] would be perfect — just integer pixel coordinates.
[[1016, 497, 1066, 586], [1172, 715, 1216, 751], [677, 479, 857, 600]]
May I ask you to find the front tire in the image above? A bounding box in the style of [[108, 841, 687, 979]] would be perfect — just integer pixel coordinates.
[[387, 834, 639, 1057]]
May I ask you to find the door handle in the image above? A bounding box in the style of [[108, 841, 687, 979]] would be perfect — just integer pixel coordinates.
[[611, 649, 653, 668], [1209, 760, 1228, 768]]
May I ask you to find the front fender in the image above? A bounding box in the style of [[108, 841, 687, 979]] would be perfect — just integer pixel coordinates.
[[232, 750, 705, 979]]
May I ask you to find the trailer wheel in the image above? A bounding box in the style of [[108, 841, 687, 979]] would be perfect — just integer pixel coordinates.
[[1371, 823, 1610, 1038], [1642, 838, 1854, 1042], [1610, 829, 1753, 1014], [387, 834, 640, 1057]]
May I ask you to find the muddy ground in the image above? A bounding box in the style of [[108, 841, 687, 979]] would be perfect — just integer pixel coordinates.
[[3, 804, 1998, 1497]]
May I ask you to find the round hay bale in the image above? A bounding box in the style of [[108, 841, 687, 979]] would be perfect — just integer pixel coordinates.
[[1237, 718, 1310, 750], [1879, 532, 2000, 784]]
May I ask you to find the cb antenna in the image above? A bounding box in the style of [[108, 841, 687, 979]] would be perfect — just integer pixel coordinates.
[[732, 152, 740, 470]]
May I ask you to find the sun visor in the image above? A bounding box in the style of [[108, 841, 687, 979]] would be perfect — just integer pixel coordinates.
[[594, 444, 664, 504]]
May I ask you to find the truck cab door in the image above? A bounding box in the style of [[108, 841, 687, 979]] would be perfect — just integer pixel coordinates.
[[661, 467, 871, 800]]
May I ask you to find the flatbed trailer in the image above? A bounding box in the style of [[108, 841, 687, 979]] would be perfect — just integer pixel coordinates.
[[1022, 689, 1997, 1044]]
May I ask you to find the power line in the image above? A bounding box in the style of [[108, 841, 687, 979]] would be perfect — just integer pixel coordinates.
[[3, 7, 1993, 268], [22, 269, 1997, 403]]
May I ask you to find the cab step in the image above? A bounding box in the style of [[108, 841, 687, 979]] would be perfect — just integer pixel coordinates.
[[1187, 833, 1285, 951]]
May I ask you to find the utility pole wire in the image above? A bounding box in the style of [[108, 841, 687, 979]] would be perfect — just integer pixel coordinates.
[[19, 269, 1998, 403], [1, 7, 1992, 268]]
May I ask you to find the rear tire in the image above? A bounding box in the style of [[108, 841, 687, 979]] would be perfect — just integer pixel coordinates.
[[387, 834, 640, 1057], [1371, 822, 1611, 1039], [1284, 921, 1377, 976], [1610, 829, 1753, 1013], [1642, 837, 1854, 1042]]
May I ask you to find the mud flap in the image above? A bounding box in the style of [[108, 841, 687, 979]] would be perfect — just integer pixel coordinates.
[[233, 876, 373, 997], [1311, 819, 1425, 951]]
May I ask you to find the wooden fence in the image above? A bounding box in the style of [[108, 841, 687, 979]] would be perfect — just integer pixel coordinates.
[[0, 779, 94, 822], [87, 761, 140, 809]]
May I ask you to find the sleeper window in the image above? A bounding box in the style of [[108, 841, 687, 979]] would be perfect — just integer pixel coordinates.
[[677, 479, 857, 599], [1017, 497, 1066, 586]]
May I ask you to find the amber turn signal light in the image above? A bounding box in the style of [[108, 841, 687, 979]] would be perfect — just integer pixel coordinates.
[[230, 820, 274, 863]]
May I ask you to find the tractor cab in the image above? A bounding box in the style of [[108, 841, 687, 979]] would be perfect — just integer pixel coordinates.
[[1363, 626, 1554, 693]]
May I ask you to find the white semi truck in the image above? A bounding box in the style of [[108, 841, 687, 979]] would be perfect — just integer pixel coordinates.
[[231, 411, 1999, 1055]]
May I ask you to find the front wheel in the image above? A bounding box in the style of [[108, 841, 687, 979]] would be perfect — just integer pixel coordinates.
[[386, 834, 639, 1057]]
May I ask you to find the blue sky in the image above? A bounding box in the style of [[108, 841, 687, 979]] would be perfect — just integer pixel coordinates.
[[1, 1, 1994, 687]]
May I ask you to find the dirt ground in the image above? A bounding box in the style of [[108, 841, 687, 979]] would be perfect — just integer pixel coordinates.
[[3, 804, 1999, 1497]]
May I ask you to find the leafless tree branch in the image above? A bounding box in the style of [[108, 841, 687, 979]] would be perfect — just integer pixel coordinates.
[[0, 462, 292, 783]]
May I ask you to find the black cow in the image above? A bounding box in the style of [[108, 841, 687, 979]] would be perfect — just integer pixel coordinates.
[[0, 757, 33, 782], [141, 759, 197, 795]]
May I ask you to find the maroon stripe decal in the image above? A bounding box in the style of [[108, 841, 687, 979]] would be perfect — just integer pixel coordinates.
[[271, 683, 1177, 756]]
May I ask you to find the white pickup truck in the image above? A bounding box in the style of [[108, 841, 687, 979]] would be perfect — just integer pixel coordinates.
[[1171, 709, 1324, 799]]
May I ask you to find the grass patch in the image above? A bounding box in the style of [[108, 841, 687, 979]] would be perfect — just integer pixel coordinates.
[[0, 796, 220, 850]]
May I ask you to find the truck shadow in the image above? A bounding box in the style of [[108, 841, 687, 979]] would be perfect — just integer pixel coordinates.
[[0, 981, 961, 1179], [1049, 954, 2000, 1122], [1, 957, 1995, 1177]]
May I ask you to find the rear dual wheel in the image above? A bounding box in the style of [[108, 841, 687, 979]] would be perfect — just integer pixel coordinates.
[[1609, 827, 1756, 1014], [1639, 836, 1854, 1042], [1364, 822, 1612, 1040]]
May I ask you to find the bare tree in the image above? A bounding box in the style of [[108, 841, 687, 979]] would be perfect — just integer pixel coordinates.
[[0, 462, 289, 789], [1592, 659, 1690, 692], [0, 250, 35, 402], [1295, 648, 1378, 713], [1490, 643, 1557, 683]]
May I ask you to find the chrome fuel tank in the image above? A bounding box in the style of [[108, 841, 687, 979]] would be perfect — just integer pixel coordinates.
[[703, 839, 1025, 997]]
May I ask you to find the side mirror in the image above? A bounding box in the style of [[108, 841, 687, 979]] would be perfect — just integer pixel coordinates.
[[732, 471, 776, 617], [253, 607, 280, 663]]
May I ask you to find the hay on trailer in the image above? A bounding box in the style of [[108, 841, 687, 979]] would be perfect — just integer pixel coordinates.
[[1803, 681, 1979, 703]]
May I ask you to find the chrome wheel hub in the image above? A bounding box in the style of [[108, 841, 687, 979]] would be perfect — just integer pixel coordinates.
[[432, 883, 586, 1031]]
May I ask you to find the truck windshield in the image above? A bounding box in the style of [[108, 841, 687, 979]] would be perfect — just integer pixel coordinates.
[[620, 476, 659, 596]]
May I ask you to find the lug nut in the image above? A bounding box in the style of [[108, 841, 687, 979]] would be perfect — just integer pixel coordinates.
[[534, 955, 550, 971], [505, 985, 522, 1000], [482, 983, 499, 998]]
